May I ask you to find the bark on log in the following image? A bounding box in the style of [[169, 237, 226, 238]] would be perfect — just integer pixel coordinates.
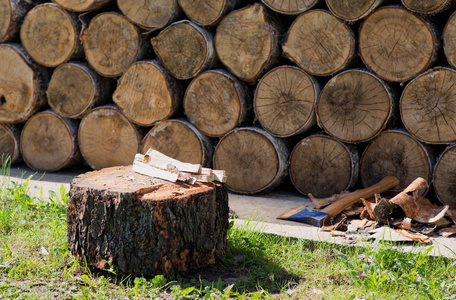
[[254, 65, 319, 137], [433, 145, 456, 210], [0, 0, 34, 43], [261, 0, 321, 15], [67, 166, 228, 276], [359, 6, 438, 82], [360, 129, 433, 195], [52, 0, 112, 12], [141, 119, 213, 166], [316, 69, 393, 143], [20, 3, 83, 67], [151, 20, 217, 80], [47, 62, 112, 119], [401, 67, 456, 144], [289, 134, 359, 198], [118, 0, 180, 31], [213, 127, 289, 194], [0, 44, 47, 124], [0, 124, 21, 165], [215, 3, 280, 84], [113, 60, 181, 126], [443, 11, 456, 70], [326, 0, 383, 22], [78, 106, 141, 170], [178, 0, 235, 27], [21, 110, 81, 172], [282, 9, 356, 77], [402, 0, 454, 14], [184, 69, 250, 137]]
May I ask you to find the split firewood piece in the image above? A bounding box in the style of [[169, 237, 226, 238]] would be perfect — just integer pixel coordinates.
[[321, 215, 347, 232], [438, 225, 456, 238], [143, 149, 202, 174], [132, 160, 179, 183], [212, 170, 227, 183], [361, 198, 376, 221]]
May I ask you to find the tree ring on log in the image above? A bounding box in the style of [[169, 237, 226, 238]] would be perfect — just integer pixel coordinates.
[[326, 0, 382, 22], [178, 0, 230, 26], [0, 124, 21, 165], [433, 145, 456, 210], [0, 0, 13, 42], [443, 11, 456, 70], [261, 0, 321, 15], [53, 0, 112, 12], [402, 0, 453, 15], [118, 0, 179, 30]]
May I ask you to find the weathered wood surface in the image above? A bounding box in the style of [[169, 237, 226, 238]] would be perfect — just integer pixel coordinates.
[[401, 0, 454, 14], [53, 0, 112, 12], [326, 0, 383, 22], [433, 145, 456, 210], [261, 0, 321, 15], [67, 166, 228, 276], [117, 0, 180, 30], [178, 0, 234, 26], [0, 0, 34, 43], [443, 11, 456, 70], [0, 124, 21, 165]]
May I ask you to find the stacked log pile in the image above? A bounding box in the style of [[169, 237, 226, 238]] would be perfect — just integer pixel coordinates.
[[2, 0, 456, 208]]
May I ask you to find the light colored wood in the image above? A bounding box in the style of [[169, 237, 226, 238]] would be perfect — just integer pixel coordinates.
[[401, 67, 456, 144], [132, 160, 179, 182], [359, 6, 437, 82], [47, 62, 111, 119], [0, 124, 21, 165], [0, 0, 33, 43], [434, 145, 456, 210], [283, 9, 355, 76], [316, 69, 393, 143], [360, 129, 433, 195], [289, 134, 359, 198], [78, 106, 141, 170], [261, 0, 321, 15], [326, 0, 383, 22], [215, 3, 280, 84], [20, 3, 83, 67], [82, 12, 143, 77], [178, 0, 234, 26], [118, 0, 180, 30], [151, 20, 217, 80], [144, 149, 202, 173], [402, 0, 453, 14], [254, 65, 319, 137], [0, 44, 47, 124], [443, 11, 456, 70], [184, 69, 250, 137], [53, 0, 112, 12], [141, 119, 212, 166], [21, 110, 80, 172], [213, 127, 289, 194]]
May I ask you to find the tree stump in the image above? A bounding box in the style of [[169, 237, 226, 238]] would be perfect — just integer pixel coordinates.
[[401, 67, 456, 144], [433, 145, 456, 210], [215, 3, 280, 84], [184, 69, 250, 137], [443, 11, 456, 70], [213, 127, 289, 194], [141, 119, 213, 166], [21, 110, 81, 172], [67, 165, 228, 276], [261, 0, 321, 15], [0, 124, 21, 165], [402, 0, 453, 14], [360, 129, 433, 195], [316, 69, 393, 143], [0, 44, 47, 124], [117, 0, 180, 30], [359, 6, 438, 82], [254, 66, 319, 138], [20, 3, 83, 67], [178, 0, 234, 26], [52, 0, 112, 12], [113, 60, 181, 127], [289, 134, 358, 198], [283, 9, 356, 77], [47, 62, 112, 119], [326, 0, 383, 22], [79, 106, 141, 170], [0, 0, 34, 43]]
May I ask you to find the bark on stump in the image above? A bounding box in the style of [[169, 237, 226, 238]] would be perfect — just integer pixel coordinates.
[[52, 0, 112, 12], [316, 69, 393, 143], [326, 0, 383, 22], [254, 65, 319, 137], [359, 6, 438, 82], [184, 69, 250, 137], [20, 3, 83, 67], [178, 0, 234, 27], [215, 3, 280, 84], [47, 62, 112, 119], [0, 0, 33, 43], [289, 134, 359, 198], [118, 0, 180, 30], [443, 11, 456, 70], [433, 145, 456, 210], [79, 106, 141, 170], [0, 124, 21, 165], [113, 60, 181, 127], [402, 0, 453, 14], [67, 166, 229, 276], [141, 119, 212, 166], [261, 0, 321, 15], [283, 9, 355, 77], [21, 110, 81, 172], [213, 127, 289, 194]]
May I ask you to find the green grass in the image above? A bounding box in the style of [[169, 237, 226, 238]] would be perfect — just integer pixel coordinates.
[[0, 161, 456, 299]]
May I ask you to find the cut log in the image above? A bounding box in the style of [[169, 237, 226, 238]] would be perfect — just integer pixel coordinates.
[[20, 3, 83, 67], [283, 9, 355, 77], [261, 0, 321, 15], [21, 110, 81, 172], [0, 124, 21, 165], [178, 0, 234, 26], [47, 62, 112, 119], [0, 44, 47, 124], [118, 0, 180, 30], [215, 3, 280, 84], [52, 0, 112, 12], [401, 67, 456, 144], [0, 0, 34, 43], [360, 129, 433, 195], [433, 145, 456, 210], [325, 0, 383, 22], [254, 66, 319, 137], [316, 69, 393, 143], [78, 106, 141, 170], [443, 11, 456, 70], [289, 134, 359, 198], [184, 69, 250, 137], [359, 6, 438, 82], [67, 166, 228, 275], [141, 119, 213, 167], [213, 127, 289, 194], [402, 0, 453, 14], [151, 20, 217, 80], [113, 60, 181, 126], [82, 12, 146, 77]]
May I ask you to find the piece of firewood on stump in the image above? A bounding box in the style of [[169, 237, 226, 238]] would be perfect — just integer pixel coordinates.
[[0, 124, 21, 165], [325, 0, 383, 23], [178, 0, 234, 27], [67, 165, 228, 276], [52, 0, 112, 12], [402, 0, 454, 14], [434, 145, 456, 210], [261, 0, 321, 15]]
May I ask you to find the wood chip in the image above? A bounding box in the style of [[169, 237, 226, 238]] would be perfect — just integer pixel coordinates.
[[438, 225, 456, 238], [321, 215, 347, 232]]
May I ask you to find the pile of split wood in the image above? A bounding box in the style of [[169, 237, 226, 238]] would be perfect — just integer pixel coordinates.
[[3, 0, 456, 209]]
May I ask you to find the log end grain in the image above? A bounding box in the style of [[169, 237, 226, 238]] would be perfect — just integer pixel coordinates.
[[261, 0, 321, 15], [0, 124, 21, 165], [402, 0, 453, 14], [444, 11, 456, 69], [118, 0, 179, 30], [326, 0, 382, 22], [0, 0, 13, 42], [178, 0, 229, 26], [434, 145, 456, 210], [53, 0, 112, 12]]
